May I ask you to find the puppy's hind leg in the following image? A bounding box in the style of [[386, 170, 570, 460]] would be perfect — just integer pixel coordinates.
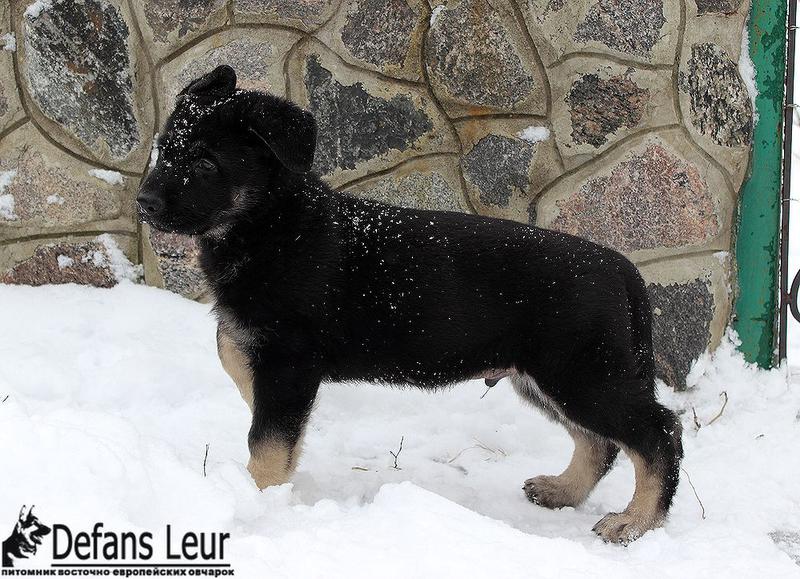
[[591, 403, 683, 544], [512, 373, 619, 509], [524, 426, 618, 509]]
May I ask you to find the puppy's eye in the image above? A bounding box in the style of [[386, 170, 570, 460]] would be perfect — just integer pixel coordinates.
[[194, 158, 217, 173]]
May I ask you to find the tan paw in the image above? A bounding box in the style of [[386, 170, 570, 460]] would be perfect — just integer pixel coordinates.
[[247, 455, 290, 490], [592, 511, 662, 544], [523, 475, 582, 509]]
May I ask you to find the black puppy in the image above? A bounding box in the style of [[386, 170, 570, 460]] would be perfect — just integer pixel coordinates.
[[2, 506, 51, 567], [138, 65, 683, 543]]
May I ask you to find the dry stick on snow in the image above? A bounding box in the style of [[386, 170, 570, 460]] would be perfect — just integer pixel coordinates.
[[681, 467, 706, 520], [448, 438, 507, 464], [691, 391, 729, 431], [390, 436, 404, 470], [473, 437, 507, 459], [447, 442, 489, 464], [1, 395, 8, 403], [203, 443, 210, 477], [691, 406, 702, 430], [706, 391, 729, 426], [448, 445, 476, 464]]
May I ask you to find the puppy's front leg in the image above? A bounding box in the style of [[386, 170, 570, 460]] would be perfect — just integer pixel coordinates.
[[247, 357, 320, 490], [217, 327, 255, 411]]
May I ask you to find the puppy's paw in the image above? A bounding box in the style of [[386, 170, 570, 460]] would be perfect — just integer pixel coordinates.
[[523, 475, 581, 509], [247, 455, 290, 491], [592, 511, 661, 544]]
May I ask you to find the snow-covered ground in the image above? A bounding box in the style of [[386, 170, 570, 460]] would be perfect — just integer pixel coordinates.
[[0, 279, 798, 577]]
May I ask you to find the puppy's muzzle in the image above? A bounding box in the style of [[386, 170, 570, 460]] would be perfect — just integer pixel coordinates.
[[137, 188, 165, 219]]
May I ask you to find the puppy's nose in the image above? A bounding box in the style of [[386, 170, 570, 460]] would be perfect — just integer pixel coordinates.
[[137, 189, 164, 216]]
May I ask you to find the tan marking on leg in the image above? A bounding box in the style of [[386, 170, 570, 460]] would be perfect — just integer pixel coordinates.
[[592, 446, 665, 544], [216, 327, 314, 490], [286, 426, 307, 474], [247, 436, 304, 490], [525, 428, 616, 509], [217, 327, 254, 411]]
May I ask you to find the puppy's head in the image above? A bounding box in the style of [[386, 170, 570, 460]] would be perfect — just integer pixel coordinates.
[[137, 65, 317, 235]]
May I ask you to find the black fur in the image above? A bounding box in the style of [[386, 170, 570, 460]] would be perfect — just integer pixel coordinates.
[[139, 66, 682, 537]]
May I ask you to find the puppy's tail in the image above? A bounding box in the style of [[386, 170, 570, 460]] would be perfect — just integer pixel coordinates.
[[620, 260, 656, 386]]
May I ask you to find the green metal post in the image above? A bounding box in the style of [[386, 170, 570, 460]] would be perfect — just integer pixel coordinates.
[[734, 0, 788, 367]]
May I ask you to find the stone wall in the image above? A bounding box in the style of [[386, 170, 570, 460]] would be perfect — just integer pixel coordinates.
[[0, 0, 755, 389]]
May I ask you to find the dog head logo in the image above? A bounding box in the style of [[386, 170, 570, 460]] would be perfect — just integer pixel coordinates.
[[2, 505, 51, 567]]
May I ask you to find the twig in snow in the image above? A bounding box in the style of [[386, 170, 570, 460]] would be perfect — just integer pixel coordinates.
[[448, 438, 507, 464], [203, 443, 210, 477], [1, 395, 8, 403], [351, 466, 369, 471], [691, 391, 729, 431], [691, 406, 702, 430], [447, 445, 474, 464], [681, 467, 706, 520], [473, 437, 507, 459], [705, 391, 728, 426], [480, 385, 492, 399], [389, 436, 404, 470]]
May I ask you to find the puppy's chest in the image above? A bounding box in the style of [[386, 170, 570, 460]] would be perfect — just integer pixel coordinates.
[[211, 277, 318, 348], [213, 300, 263, 352]]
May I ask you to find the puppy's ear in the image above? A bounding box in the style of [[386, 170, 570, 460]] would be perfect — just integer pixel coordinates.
[[179, 65, 236, 101], [249, 96, 317, 174]]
